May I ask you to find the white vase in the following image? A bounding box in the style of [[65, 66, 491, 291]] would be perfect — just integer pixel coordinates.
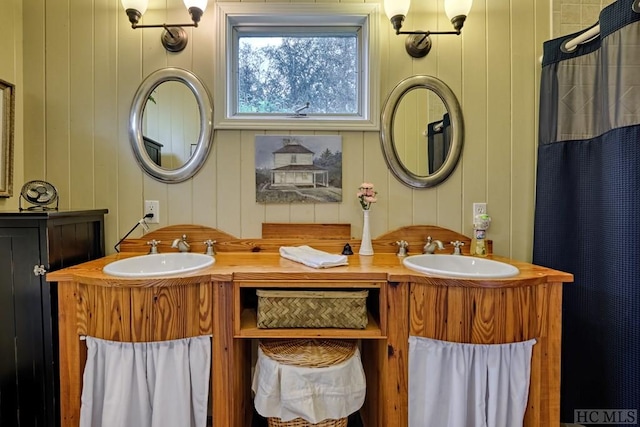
[[359, 209, 374, 256]]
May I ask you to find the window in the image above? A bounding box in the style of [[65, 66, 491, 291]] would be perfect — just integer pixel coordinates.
[[215, 2, 380, 130]]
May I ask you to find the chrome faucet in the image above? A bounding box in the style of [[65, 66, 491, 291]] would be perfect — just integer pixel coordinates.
[[171, 234, 191, 252], [147, 239, 161, 254], [423, 236, 444, 254], [203, 239, 216, 256], [450, 240, 465, 255]]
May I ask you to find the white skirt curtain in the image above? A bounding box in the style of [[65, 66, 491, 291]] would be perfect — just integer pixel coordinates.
[[252, 346, 366, 423], [79, 335, 211, 427], [408, 336, 536, 427]]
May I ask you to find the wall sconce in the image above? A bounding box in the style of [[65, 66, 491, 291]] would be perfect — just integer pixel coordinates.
[[384, 0, 472, 58], [121, 0, 208, 52]]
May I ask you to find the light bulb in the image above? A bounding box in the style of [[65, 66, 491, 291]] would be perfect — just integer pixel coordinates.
[[184, 0, 208, 13], [384, 0, 410, 20], [121, 0, 148, 15], [444, 0, 473, 20]]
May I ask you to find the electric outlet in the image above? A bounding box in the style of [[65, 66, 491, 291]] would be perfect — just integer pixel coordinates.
[[473, 202, 487, 217], [144, 200, 160, 224]]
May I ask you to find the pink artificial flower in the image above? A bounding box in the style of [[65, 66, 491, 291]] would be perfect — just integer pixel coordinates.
[[358, 183, 378, 210]]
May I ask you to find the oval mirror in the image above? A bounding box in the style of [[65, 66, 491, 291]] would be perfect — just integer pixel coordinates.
[[381, 75, 464, 188], [129, 67, 213, 183]]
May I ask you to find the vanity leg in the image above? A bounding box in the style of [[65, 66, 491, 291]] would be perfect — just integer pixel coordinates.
[[58, 281, 85, 427], [382, 281, 410, 427], [212, 281, 252, 427]]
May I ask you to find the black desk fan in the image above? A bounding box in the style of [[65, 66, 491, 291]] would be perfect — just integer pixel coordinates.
[[19, 180, 59, 211]]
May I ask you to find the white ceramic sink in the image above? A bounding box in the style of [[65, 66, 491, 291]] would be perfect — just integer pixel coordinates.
[[103, 253, 214, 278], [402, 254, 519, 279]]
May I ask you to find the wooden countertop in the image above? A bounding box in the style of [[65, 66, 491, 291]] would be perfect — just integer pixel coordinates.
[[46, 251, 573, 288]]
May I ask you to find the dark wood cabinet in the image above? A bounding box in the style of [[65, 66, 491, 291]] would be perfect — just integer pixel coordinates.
[[0, 209, 107, 427], [143, 136, 163, 166]]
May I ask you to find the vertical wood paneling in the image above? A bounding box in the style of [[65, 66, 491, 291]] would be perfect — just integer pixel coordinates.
[[70, 0, 95, 209], [45, 1, 71, 208], [340, 131, 364, 234], [216, 129, 243, 236], [94, 0, 120, 251], [22, 0, 551, 262], [461, 0, 488, 238], [191, 0, 217, 226], [486, 0, 514, 255], [117, 2, 146, 247], [22, 0, 45, 186]]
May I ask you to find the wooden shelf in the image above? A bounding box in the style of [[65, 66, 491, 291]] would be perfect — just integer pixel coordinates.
[[236, 280, 383, 289], [236, 309, 386, 339]]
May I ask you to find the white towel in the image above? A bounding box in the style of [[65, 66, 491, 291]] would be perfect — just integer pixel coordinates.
[[279, 246, 348, 269]]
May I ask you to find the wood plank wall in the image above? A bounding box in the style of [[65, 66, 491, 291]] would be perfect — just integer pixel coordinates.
[[21, 0, 551, 262], [0, 0, 23, 210]]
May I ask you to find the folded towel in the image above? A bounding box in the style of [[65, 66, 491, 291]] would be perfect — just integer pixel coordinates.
[[279, 246, 349, 269]]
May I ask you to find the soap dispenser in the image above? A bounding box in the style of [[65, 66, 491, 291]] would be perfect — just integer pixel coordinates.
[[471, 213, 491, 256]]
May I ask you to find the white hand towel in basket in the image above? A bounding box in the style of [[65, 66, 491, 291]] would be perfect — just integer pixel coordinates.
[[279, 246, 349, 269]]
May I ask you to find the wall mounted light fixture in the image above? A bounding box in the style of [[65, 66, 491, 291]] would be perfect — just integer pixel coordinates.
[[384, 0, 472, 58], [121, 0, 208, 52]]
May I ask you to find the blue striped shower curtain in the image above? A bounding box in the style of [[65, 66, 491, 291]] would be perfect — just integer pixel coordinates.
[[533, 0, 640, 423]]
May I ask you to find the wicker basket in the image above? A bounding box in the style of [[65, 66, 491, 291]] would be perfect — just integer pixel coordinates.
[[256, 289, 368, 329], [259, 339, 357, 368], [260, 339, 356, 427], [267, 416, 347, 427]]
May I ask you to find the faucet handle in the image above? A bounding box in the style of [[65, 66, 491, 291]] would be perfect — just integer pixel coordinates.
[[450, 240, 465, 255], [147, 239, 161, 254], [204, 239, 216, 256], [395, 240, 408, 257]]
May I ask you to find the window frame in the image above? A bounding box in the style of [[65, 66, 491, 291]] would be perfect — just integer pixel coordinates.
[[214, 2, 380, 131]]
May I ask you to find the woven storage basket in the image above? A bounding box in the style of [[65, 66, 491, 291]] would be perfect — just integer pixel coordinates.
[[267, 417, 347, 427], [256, 290, 368, 329], [260, 339, 356, 427]]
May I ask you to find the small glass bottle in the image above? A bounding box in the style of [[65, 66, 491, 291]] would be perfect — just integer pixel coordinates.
[[471, 214, 491, 256], [471, 228, 487, 256]]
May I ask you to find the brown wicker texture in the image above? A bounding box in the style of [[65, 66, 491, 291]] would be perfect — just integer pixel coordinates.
[[261, 339, 355, 427], [259, 339, 357, 368], [267, 416, 348, 427], [256, 290, 368, 329]]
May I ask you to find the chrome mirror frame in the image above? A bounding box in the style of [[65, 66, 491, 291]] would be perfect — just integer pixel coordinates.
[[380, 75, 464, 188], [129, 67, 213, 183]]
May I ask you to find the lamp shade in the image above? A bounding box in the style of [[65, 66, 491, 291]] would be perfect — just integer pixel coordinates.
[[444, 0, 473, 19], [184, 0, 208, 13], [121, 0, 148, 15], [384, 0, 410, 20]]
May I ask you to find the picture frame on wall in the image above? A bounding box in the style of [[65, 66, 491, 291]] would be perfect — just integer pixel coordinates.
[[255, 135, 342, 204], [0, 79, 15, 198]]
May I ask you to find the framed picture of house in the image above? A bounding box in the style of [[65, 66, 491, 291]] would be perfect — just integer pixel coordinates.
[[255, 135, 342, 204], [0, 79, 15, 198]]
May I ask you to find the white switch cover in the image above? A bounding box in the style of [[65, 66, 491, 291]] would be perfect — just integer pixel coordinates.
[[144, 200, 160, 223]]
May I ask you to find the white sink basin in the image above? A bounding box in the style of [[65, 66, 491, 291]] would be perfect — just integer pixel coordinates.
[[402, 254, 519, 279], [103, 253, 214, 278]]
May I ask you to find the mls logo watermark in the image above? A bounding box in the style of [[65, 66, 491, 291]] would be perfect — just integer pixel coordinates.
[[574, 409, 638, 424]]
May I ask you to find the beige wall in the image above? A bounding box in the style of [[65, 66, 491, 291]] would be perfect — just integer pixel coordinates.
[[21, 0, 554, 260], [0, 0, 23, 210], [553, 0, 615, 38]]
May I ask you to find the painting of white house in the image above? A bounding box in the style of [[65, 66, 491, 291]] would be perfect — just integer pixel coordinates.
[[255, 135, 342, 204]]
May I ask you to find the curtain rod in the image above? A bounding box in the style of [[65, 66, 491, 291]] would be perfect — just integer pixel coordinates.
[[563, 24, 600, 52]]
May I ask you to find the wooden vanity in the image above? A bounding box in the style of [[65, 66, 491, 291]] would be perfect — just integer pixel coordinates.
[[46, 224, 572, 427]]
